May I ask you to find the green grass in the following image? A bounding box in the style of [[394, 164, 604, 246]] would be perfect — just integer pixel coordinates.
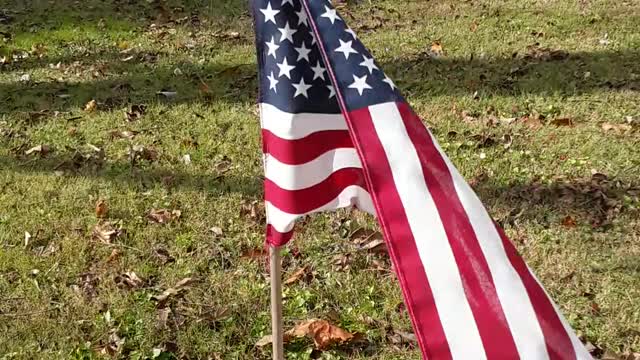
[[1, 0, 639, 358]]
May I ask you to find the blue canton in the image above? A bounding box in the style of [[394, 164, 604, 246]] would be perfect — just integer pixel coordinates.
[[252, 0, 405, 114]]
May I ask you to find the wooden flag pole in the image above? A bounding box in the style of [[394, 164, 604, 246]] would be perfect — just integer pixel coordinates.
[[270, 246, 284, 360]]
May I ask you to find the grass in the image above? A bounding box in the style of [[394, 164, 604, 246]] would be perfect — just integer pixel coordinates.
[[1, 0, 639, 358]]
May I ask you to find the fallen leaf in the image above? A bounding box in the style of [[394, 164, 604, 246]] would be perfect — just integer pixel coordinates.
[[157, 91, 178, 98], [130, 145, 159, 162], [106, 249, 121, 263], [388, 329, 417, 345], [153, 247, 175, 265], [110, 130, 137, 140], [428, 40, 444, 58], [359, 238, 386, 252], [156, 307, 171, 329], [255, 335, 273, 347], [125, 104, 146, 121], [25, 145, 50, 156], [151, 277, 196, 307], [209, 226, 224, 236], [601, 122, 632, 134], [95, 198, 108, 218], [551, 117, 574, 127], [561, 215, 577, 228], [502, 134, 513, 149], [470, 20, 478, 32], [147, 209, 181, 224], [92, 222, 123, 243], [115, 271, 144, 289], [522, 114, 543, 129], [332, 253, 352, 271], [241, 246, 268, 260], [84, 99, 97, 112], [284, 266, 309, 285], [286, 319, 354, 350]]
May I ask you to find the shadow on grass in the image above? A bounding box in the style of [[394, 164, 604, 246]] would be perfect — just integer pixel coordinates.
[[0, 148, 637, 227], [0, 151, 264, 198], [1, 48, 639, 115]]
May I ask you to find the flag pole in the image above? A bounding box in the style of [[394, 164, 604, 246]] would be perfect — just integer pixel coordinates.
[[270, 245, 284, 360]]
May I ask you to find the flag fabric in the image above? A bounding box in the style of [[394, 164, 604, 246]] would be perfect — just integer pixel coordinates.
[[252, 1, 592, 359]]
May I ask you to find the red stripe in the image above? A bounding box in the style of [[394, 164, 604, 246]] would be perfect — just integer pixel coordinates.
[[264, 167, 365, 214], [262, 129, 354, 165], [495, 223, 577, 359], [396, 102, 520, 358], [348, 106, 452, 359], [266, 224, 294, 247]]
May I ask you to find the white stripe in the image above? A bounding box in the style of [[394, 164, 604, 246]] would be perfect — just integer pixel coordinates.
[[266, 185, 375, 233], [260, 102, 348, 140], [431, 134, 550, 359], [368, 102, 486, 359], [264, 149, 362, 190]]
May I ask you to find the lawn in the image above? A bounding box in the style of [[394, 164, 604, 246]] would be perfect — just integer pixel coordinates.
[[0, 0, 639, 359]]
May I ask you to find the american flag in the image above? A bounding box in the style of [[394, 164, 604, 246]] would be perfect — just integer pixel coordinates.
[[252, 0, 592, 358]]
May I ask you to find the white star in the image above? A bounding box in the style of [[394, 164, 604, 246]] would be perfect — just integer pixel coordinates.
[[359, 55, 379, 74], [335, 39, 358, 59], [309, 30, 317, 45], [292, 78, 313, 98], [278, 22, 297, 44], [295, 42, 312, 62], [383, 74, 396, 90], [281, 0, 295, 6], [327, 85, 336, 99], [277, 58, 295, 79], [311, 61, 326, 80], [321, 5, 341, 24], [348, 74, 372, 95], [260, 2, 279, 24], [267, 71, 279, 92], [296, 9, 308, 27], [346, 27, 357, 39], [265, 36, 280, 59]]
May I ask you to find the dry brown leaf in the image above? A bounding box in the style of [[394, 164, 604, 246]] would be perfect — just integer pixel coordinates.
[[255, 335, 274, 347], [84, 99, 97, 112], [115, 271, 144, 289], [25, 145, 50, 156], [470, 20, 479, 32], [147, 209, 181, 224], [106, 249, 121, 263], [95, 198, 108, 218], [125, 104, 146, 122], [429, 41, 444, 58], [151, 277, 196, 307], [284, 266, 309, 286], [92, 222, 123, 243], [551, 117, 574, 127], [209, 226, 223, 236], [110, 130, 137, 140], [561, 215, 577, 228], [286, 319, 354, 350], [131, 145, 159, 162], [153, 247, 175, 265], [241, 246, 268, 260], [601, 122, 632, 134], [156, 307, 171, 329], [388, 329, 417, 345], [522, 115, 543, 129]]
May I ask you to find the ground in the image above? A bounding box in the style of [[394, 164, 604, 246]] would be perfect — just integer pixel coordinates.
[[0, 0, 639, 359]]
